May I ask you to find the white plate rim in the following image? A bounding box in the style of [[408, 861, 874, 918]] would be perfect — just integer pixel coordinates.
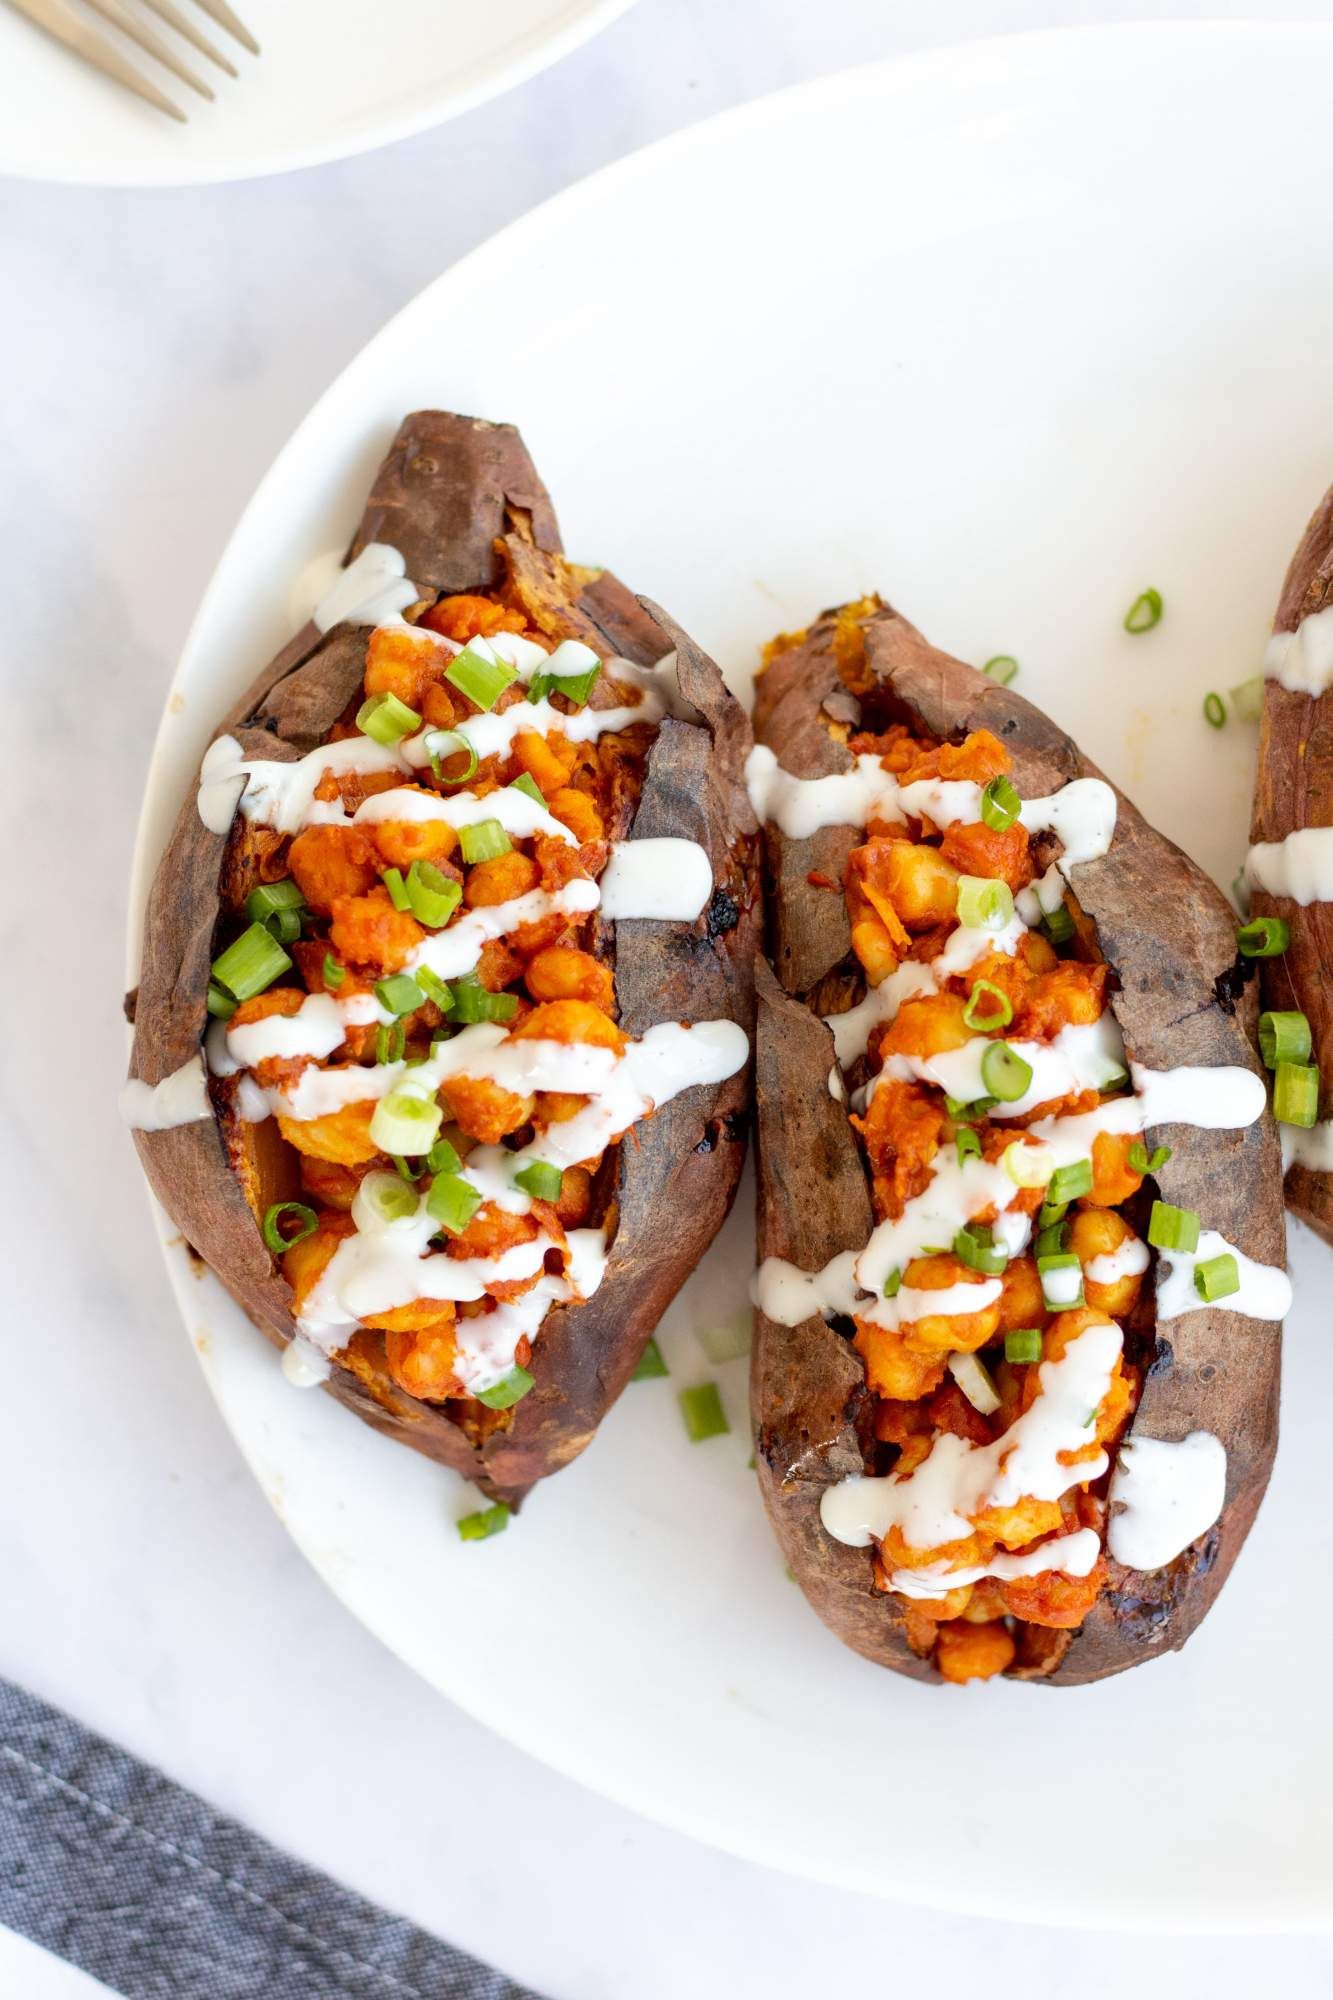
[[125, 21, 1333, 1932], [0, 0, 638, 189]]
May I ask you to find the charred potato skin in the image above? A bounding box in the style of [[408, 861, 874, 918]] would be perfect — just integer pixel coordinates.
[[752, 600, 1284, 1685], [1252, 486, 1333, 1244], [129, 411, 759, 1505]]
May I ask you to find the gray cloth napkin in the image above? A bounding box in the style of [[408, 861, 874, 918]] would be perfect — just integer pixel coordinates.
[[0, 1679, 546, 2000]]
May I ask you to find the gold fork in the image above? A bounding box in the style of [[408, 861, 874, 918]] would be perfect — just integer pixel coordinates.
[[4, 0, 258, 122]]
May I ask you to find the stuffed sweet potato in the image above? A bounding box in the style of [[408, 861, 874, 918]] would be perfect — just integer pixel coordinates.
[[124, 411, 758, 1504], [749, 596, 1288, 1684], [1247, 484, 1333, 1244]]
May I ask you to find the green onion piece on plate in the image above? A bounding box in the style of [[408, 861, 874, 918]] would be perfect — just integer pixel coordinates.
[[459, 818, 513, 865], [1123, 588, 1163, 634], [1202, 691, 1227, 729], [632, 1337, 669, 1380], [1236, 915, 1289, 958], [1148, 1200, 1201, 1253], [1274, 1060, 1320, 1129], [982, 655, 1019, 685], [1229, 675, 1264, 722], [426, 1171, 483, 1236], [1259, 1010, 1311, 1069], [980, 1040, 1033, 1102], [261, 1201, 318, 1255], [1004, 1327, 1043, 1365], [679, 1382, 729, 1443], [405, 860, 462, 929], [446, 643, 518, 713], [1193, 1254, 1240, 1303], [473, 1365, 535, 1410], [457, 1503, 510, 1542], [979, 774, 1021, 831], [357, 691, 421, 744], [514, 1160, 563, 1202], [211, 922, 291, 1004], [963, 979, 1013, 1032]]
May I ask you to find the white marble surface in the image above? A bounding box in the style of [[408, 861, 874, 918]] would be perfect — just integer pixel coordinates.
[[5, 1, 1333, 1994]]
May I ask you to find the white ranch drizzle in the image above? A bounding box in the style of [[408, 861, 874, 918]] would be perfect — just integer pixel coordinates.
[[225, 994, 347, 1068], [1085, 1233, 1150, 1288], [819, 1321, 1122, 1551], [120, 1056, 212, 1131], [1107, 1433, 1227, 1569], [1155, 1228, 1292, 1322], [599, 839, 715, 922], [312, 542, 420, 634], [1263, 606, 1333, 697], [1245, 827, 1333, 906], [877, 1015, 1126, 1119], [281, 1336, 333, 1388], [1285, 1120, 1333, 1173], [887, 1527, 1103, 1601], [824, 915, 1027, 1069], [350, 782, 575, 846]]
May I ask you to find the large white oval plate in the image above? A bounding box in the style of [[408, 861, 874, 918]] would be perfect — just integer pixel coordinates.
[[127, 24, 1333, 1928], [0, 0, 636, 187]]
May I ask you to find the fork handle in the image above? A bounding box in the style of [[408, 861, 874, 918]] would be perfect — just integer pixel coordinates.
[[2, 0, 186, 118]]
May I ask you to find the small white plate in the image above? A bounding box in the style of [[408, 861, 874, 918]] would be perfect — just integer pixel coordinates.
[[128, 24, 1333, 1928], [0, 0, 636, 187]]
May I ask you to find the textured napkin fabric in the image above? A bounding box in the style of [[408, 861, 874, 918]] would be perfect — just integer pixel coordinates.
[[0, 1679, 545, 2000]]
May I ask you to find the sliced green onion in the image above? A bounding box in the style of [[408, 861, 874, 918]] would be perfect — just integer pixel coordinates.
[[509, 772, 546, 807], [980, 1040, 1033, 1103], [1236, 916, 1289, 958], [514, 1160, 563, 1202], [1037, 1198, 1069, 1230], [361, 1170, 419, 1226], [529, 664, 602, 707], [982, 655, 1019, 685], [322, 953, 346, 991], [369, 1090, 443, 1156], [392, 1154, 420, 1183], [1202, 691, 1226, 729], [1123, 588, 1163, 635], [211, 922, 291, 1004], [698, 1316, 752, 1364], [423, 728, 479, 787], [474, 1365, 535, 1410], [415, 965, 454, 1013], [963, 980, 1014, 1032], [375, 972, 425, 1017], [1259, 1010, 1311, 1069], [1035, 1219, 1067, 1261], [374, 1021, 406, 1066], [207, 979, 237, 1020], [883, 1268, 902, 1299], [382, 866, 411, 913], [426, 1171, 482, 1236], [446, 643, 518, 713], [457, 1503, 510, 1542], [357, 691, 421, 744], [1037, 1251, 1085, 1309], [263, 907, 302, 945], [1127, 1141, 1171, 1176], [1041, 902, 1076, 946], [245, 878, 305, 922], [1274, 1060, 1320, 1129], [953, 1222, 1009, 1277], [449, 976, 519, 1025], [261, 1201, 317, 1255], [1047, 1158, 1093, 1205], [632, 1337, 669, 1380], [956, 1127, 982, 1165], [1194, 1254, 1240, 1303], [944, 1093, 998, 1124], [947, 1351, 1000, 1416], [1004, 1327, 1043, 1365], [426, 1137, 461, 1176], [1229, 675, 1265, 723], [1003, 1140, 1054, 1189], [979, 774, 1021, 832], [679, 1382, 729, 1443], [956, 875, 1015, 932], [458, 818, 512, 865], [405, 860, 462, 929], [1148, 1200, 1201, 1253]]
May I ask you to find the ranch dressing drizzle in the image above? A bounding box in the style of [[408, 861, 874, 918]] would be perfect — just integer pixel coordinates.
[[824, 915, 1027, 1069], [350, 782, 575, 847], [1085, 1234, 1150, 1287], [1155, 1227, 1292, 1322], [1245, 827, 1333, 905], [1263, 606, 1333, 697], [1285, 1119, 1333, 1173], [312, 543, 420, 634], [120, 1056, 212, 1131], [887, 1526, 1103, 1600], [877, 1015, 1126, 1118], [598, 838, 715, 922], [819, 1321, 1122, 1551], [1107, 1432, 1227, 1569]]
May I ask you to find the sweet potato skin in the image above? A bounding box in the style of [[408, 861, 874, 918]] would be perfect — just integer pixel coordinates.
[[752, 600, 1284, 1684], [128, 412, 759, 1505], [1251, 485, 1333, 1245]]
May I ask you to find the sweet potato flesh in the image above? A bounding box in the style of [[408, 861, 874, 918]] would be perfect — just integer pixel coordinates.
[[814, 708, 1149, 1680], [213, 573, 659, 1422]]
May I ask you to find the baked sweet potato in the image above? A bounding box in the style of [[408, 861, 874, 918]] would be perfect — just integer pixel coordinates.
[[125, 411, 759, 1505], [749, 595, 1287, 1684], [1248, 484, 1333, 1243]]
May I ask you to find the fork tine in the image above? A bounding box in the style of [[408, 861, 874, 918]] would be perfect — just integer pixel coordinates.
[[187, 0, 256, 56], [3, 0, 186, 117], [138, 0, 236, 75], [81, 0, 214, 96]]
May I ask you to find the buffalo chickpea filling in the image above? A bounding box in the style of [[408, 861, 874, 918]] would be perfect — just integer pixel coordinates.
[[200, 551, 745, 1428]]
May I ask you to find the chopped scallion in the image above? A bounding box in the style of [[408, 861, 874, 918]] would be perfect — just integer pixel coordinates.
[[514, 1160, 564, 1202], [374, 972, 425, 1017], [953, 1222, 1008, 1276], [1047, 1158, 1092, 1205], [405, 860, 462, 929], [382, 866, 411, 913], [1148, 1200, 1201, 1253], [369, 1090, 442, 1156], [457, 1503, 510, 1542], [322, 953, 346, 991], [963, 979, 1013, 1032], [245, 878, 305, 922], [1259, 1010, 1311, 1069], [426, 1171, 482, 1236], [1037, 1251, 1085, 1310], [1041, 902, 1076, 946], [423, 728, 479, 787], [458, 818, 512, 865], [956, 1127, 982, 1165], [474, 1365, 535, 1410], [980, 774, 1021, 832], [1123, 588, 1163, 634], [415, 965, 453, 1013], [508, 772, 546, 807], [207, 979, 237, 1020], [446, 642, 518, 713], [1194, 1254, 1240, 1303], [1127, 1141, 1171, 1176], [982, 655, 1019, 685], [883, 1268, 902, 1299], [1274, 1060, 1320, 1129], [449, 975, 519, 1025], [980, 1040, 1033, 1103], [1004, 1327, 1043, 1365], [357, 691, 421, 744], [261, 1201, 317, 1255], [632, 1337, 668, 1380], [1229, 675, 1264, 723], [211, 922, 291, 1004], [1236, 916, 1289, 958], [1203, 691, 1226, 729], [956, 875, 1015, 932], [679, 1382, 729, 1443]]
